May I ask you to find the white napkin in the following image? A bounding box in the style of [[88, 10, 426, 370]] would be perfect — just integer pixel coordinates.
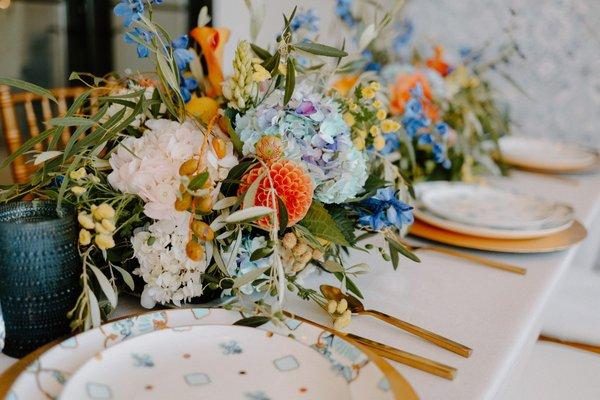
[[541, 267, 600, 344]]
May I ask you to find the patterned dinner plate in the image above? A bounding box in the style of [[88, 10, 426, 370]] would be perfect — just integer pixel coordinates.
[[6, 309, 393, 400], [417, 181, 574, 231], [499, 136, 599, 173], [60, 325, 350, 400]]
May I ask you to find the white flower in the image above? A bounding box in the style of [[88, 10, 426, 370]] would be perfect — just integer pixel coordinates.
[[95, 233, 115, 250], [132, 220, 208, 307], [77, 212, 95, 230], [107, 118, 238, 221], [101, 85, 158, 128], [70, 186, 86, 196], [79, 229, 92, 246], [69, 167, 87, 180]]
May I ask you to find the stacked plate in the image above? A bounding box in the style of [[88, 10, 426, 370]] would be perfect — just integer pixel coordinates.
[[414, 182, 575, 240], [5, 308, 395, 400], [499, 136, 599, 174]]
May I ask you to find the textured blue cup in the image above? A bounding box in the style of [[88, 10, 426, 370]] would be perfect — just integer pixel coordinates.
[[0, 200, 80, 357]]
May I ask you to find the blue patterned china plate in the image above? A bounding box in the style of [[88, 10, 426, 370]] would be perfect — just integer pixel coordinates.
[[6, 309, 393, 400]]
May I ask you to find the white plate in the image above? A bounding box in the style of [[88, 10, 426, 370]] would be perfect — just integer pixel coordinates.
[[60, 325, 350, 400], [414, 208, 573, 239], [417, 181, 574, 231], [500, 136, 598, 172], [7, 309, 393, 400]]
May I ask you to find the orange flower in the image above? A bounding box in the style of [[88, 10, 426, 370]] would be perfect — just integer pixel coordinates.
[[426, 46, 451, 77], [389, 72, 440, 121], [332, 75, 359, 96], [190, 27, 230, 97], [238, 160, 313, 228]]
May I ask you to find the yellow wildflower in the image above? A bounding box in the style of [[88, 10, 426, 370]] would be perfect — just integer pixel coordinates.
[[374, 135, 386, 151], [78, 229, 92, 246], [95, 234, 115, 250], [78, 212, 95, 230], [349, 102, 359, 112], [343, 113, 356, 127], [353, 136, 366, 151], [101, 219, 116, 233], [70, 186, 86, 196], [381, 119, 400, 133], [252, 63, 271, 82], [356, 129, 367, 138], [369, 125, 380, 137], [69, 167, 87, 180], [376, 109, 386, 121], [369, 81, 381, 91], [361, 87, 375, 99], [372, 100, 383, 109], [277, 63, 287, 76], [92, 203, 115, 220]]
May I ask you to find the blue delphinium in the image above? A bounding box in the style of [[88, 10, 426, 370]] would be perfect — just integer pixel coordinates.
[[401, 84, 451, 169], [169, 35, 196, 103], [357, 188, 414, 231], [362, 50, 382, 73], [291, 9, 320, 32], [114, 0, 145, 27], [124, 27, 153, 58], [379, 133, 401, 155], [335, 0, 357, 27], [235, 83, 368, 204], [393, 20, 414, 53]]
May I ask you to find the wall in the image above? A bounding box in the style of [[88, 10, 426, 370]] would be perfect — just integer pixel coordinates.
[[214, 0, 600, 148]]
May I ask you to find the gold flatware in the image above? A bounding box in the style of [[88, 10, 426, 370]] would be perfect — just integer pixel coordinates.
[[403, 241, 527, 275], [321, 285, 472, 358], [284, 311, 458, 380], [409, 219, 587, 254]]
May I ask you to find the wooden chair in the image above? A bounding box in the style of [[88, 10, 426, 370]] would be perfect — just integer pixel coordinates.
[[0, 85, 93, 184]]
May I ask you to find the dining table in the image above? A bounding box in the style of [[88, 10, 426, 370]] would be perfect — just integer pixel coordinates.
[[1, 169, 599, 399]]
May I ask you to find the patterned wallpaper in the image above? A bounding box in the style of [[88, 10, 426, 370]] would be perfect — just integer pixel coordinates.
[[403, 0, 600, 148]]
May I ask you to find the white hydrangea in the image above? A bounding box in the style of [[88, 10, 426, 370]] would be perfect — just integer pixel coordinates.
[[107, 118, 238, 221], [132, 220, 208, 307]]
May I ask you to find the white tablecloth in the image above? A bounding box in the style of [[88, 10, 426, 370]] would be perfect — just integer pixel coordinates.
[[1, 170, 599, 399]]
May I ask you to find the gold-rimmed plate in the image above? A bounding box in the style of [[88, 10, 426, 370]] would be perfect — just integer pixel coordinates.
[[409, 219, 587, 253]]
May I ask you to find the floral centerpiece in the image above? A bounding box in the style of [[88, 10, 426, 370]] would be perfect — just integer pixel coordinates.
[[332, 0, 520, 182], [0, 3, 418, 331]]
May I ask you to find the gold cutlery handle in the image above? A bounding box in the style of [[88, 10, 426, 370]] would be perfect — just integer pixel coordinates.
[[363, 309, 472, 358], [349, 334, 457, 380], [422, 246, 527, 275]]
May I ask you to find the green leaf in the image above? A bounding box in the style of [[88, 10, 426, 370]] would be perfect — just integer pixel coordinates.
[[386, 237, 421, 263], [221, 111, 243, 154], [112, 265, 135, 291], [89, 264, 117, 308], [48, 116, 95, 127], [283, 58, 296, 105], [277, 196, 289, 236], [263, 52, 281, 75], [233, 265, 270, 288], [0, 127, 58, 170], [388, 241, 399, 270], [188, 171, 209, 191], [333, 272, 364, 299], [0, 76, 57, 103], [326, 204, 357, 245], [221, 160, 255, 196], [233, 316, 271, 327], [250, 246, 274, 261], [293, 42, 348, 58], [250, 43, 272, 60], [299, 202, 349, 246]]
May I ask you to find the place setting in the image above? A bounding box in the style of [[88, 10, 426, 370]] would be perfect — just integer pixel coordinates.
[[0, 1, 598, 399]]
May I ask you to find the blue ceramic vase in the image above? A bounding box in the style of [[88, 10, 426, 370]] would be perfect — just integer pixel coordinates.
[[0, 200, 80, 357]]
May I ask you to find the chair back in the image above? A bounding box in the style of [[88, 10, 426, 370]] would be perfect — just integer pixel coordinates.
[[0, 85, 93, 184]]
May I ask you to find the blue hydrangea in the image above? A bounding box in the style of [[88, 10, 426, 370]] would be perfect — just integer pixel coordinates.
[[291, 9, 320, 32], [235, 84, 368, 204], [357, 188, 414, 231], [224, 236, 270, 296]]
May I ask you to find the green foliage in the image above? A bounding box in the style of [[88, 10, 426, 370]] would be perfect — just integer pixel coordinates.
[[325, 204, 357, 246], [299, 202, 349, 246]]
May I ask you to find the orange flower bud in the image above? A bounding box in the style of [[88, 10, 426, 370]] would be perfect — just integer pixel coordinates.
[[174, 192, 192, 211], [193, 195, 213, 213], [212, 137, 227, 159], [191, 220, 215, 241], [179, 159, 199, 176], [186, 240, 205, 261], [255, 136, 283, 164]]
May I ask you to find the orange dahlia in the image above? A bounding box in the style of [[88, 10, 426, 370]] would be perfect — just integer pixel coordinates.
[[238, 160, 313, 228]]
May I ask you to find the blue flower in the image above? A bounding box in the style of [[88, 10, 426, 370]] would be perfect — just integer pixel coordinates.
[[172, 35, 194, 70], [357, 188, 414, 231], [335, 0, 357, 27], [393, 20, 414, 53], [124, 27, 153, 58], [113, 0, 145, 27], [179, 75, 197, 103], [361, 50, 381, 73], [379, 133, 401, 155], [291, 9, 320, 32]]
